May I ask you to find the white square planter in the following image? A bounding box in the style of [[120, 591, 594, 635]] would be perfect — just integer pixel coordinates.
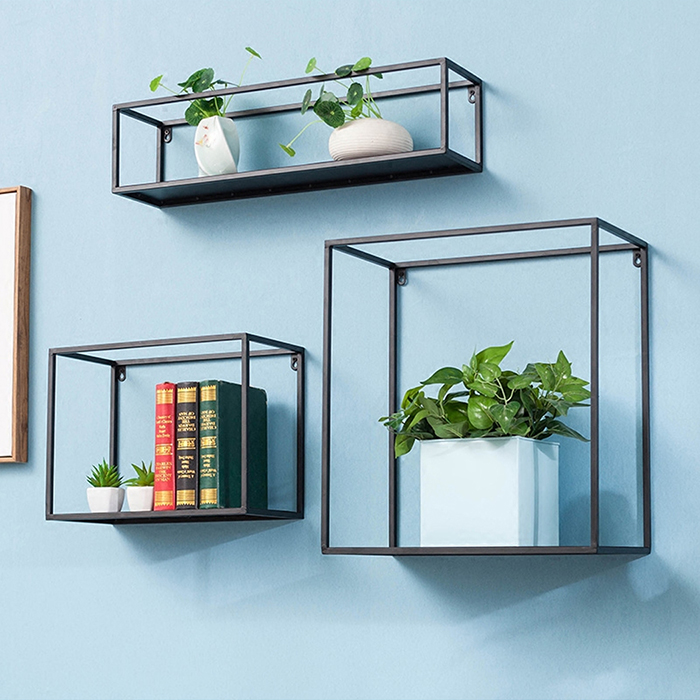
[[419, 437, 559, 547]]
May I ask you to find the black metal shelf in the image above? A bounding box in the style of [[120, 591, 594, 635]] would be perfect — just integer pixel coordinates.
[[112, 58, 482, 208], [46, 333, 305, 525], [322, 218, 651, 556]]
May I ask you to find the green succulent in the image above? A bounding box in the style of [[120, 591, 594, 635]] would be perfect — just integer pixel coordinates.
[[124, 461, 155, 487], [380, 342, 591, 457], [86, 459, 124, 488]]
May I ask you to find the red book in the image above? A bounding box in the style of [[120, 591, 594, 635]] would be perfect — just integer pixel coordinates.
[[154, 382, 176, 510]]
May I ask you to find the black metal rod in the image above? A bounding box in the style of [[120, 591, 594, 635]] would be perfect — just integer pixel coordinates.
[[597, 218, 648, 249], [112, 106, 120, 190], [240, 334, 249, 512], [322, 545, 605, 556], [334, 245, 396, 270], [590, 221, 600, 549], [156, 127, 164, 183], [120, 108, 165, 128], [328, 217, 602, 249], [640, 247, 652, 550], [475, 84, 483, 166], [109, 365, 119, 470], [114, 58, 466, 111], [112, 348, 293, 368], [296, 351, 305, 518], [59, 352, 119, 367], [395, 243, 636, 271], [445, 57, 483, 87], [389, 268, 398, 548], [45, 351, 57, 517], [321, 245, 333, 549], [440, 58, 449, 151]]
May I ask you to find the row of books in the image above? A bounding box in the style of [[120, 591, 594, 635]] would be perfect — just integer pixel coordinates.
[[154, 380, 268, 510]]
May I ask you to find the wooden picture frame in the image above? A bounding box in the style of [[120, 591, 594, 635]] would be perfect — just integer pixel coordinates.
[[0, 186, 31, 463]]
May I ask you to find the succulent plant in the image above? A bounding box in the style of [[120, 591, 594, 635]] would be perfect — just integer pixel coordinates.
[[124, 461, 155, 487], [86, 459, 124, 488]]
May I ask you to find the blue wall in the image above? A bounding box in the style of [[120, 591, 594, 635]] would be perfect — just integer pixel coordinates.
[[0, 1, 696, 698]]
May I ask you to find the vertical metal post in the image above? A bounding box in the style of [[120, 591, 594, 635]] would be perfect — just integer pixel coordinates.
[[439, 58, 449, 152], [474, 83, 483, 167], [389, 268, 399, 548], [112, 106, 120, 190], [45, 351, 57, 517], [109, 365, 120, 469], [321, 245, 333, 549], [590, 221, 600, 549], [241, 334, 249, 511], [295, 350, 305, 518], [639, 247, 651, 550], [156, 127, 165, 183]]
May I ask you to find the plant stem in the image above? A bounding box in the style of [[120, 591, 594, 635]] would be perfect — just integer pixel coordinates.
[[286, 118, 324, 149]]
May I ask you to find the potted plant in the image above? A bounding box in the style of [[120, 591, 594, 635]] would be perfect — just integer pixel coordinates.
[[150, 47, 261, 177], [279, 56, 413, 161], [124, 461, 155, 512], [380, 342, 591, 547], [86, 459, 125, 513]]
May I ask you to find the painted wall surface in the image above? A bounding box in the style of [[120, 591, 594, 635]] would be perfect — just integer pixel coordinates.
[[0, 1, 696, 698]]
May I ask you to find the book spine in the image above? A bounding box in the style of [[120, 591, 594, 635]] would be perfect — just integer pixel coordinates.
[[175, 382, 199, 509], [199, 380, 220, 508], [154, 382, 176, 510]]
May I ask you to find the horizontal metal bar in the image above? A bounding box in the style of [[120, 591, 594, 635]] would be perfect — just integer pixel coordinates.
[[117, 348, 294, 367], [334, 245, 396, 269], [326, 218, 601, 248], [114, 57, 467, 112], [46, 509, 303, 524], [445, 57, 482, 86], [157, 79, 474, 128], [245, 333, 305, 354], [397, 243, 637, 270], [597, 218, 648, 249], [322, 545, 600, 556], [596, 546, 651, 555], [246, 508, 304, 519], [119, 107, 165, 129], [57, 352, 119, 367]]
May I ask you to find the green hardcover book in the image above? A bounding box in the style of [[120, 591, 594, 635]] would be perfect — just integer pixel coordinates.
[[199, 380, 268, 509]]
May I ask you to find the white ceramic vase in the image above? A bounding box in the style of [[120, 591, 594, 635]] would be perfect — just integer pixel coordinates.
[[194, 116, 240, 177], [419, 437, 559, 547], [126, 486, 154, 512], [86, 487, 125, 514], [328, 118, 413, 161]]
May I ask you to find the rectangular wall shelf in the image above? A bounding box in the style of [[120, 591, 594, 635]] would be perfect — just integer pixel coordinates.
[[112, 58, 482, 208], [46, 333, 305, 525], [322, 218, 651, 556]]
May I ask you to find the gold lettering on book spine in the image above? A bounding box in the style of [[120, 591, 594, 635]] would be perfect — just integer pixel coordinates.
[[177, 490, 196, 506], [177, 387, 197, 403], [177, 438, 196, 449], [155, 444, 173, 455], [201, 436, 216, 448], [200, 384, 217, 402], [156, 388, 174, 404], [200, 488, 218, 505], [155, 492, 173, 507]]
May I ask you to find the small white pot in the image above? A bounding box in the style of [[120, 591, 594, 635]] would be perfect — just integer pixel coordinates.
[[328, 118, 413, 161], [194, 116, 240, 176], [86, 487, 125, 514], [420, 437, 559, 547], [126, 486, 154, 512]]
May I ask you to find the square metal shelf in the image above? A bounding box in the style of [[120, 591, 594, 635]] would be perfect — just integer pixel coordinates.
[[46, 333, 305, 524], [322, 218, 650, 556], [112, 58, 482, 207]]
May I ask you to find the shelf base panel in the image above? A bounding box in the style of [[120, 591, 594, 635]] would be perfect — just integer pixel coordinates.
[[321, 545, 651, 557], [47, 508, 303, 525]]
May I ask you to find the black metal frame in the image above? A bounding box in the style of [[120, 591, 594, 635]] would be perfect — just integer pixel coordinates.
[[112, 58, 482, 207], [322, 218, 651, 556], [46, 333, 305, 524]]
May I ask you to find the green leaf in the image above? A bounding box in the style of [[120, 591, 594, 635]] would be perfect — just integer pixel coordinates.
[[313, 99, 345, 128], [535, 363, 556, 391], [245, 47, 262, 59], [374, 72, 383, 79], [279, 143, 296, 157], [192, 68, 215, 93], [507, 373, 535, 390], [468, 396, 496, 430], [185, 97, 222, 126], [545, 420, 589, 442], [335, 64, 354, 78], [476, 341, 514, 366], [422, 367, 463, 385], [561, 387, 591, 402], [422, 396, 441, 417], [149, 75, 163, 92], [467, 379, 498, 398], [301, 89, 312, 115], [347, 82, 363, 106], [350, 102, 363, 119], [555, 351, 572, 379], [478, 361, 502, 381], [407, 408, 432, 429], [490, 402, 520, 431], [352, 57, 372, 71], [305, 57, 317, 74], [395, 433, 415, 457]]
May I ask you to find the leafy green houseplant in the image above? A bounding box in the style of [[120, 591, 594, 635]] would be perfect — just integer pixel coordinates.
[[86, 459, 125, 513], [280, 56, 413, 161], [380, 342, 591, 548], [124, 461, 155, 512], [149, 48, 261, 176]]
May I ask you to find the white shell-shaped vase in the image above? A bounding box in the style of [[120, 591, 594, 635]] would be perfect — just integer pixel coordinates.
[[194, 116, 240, 176], [86, 487, 125, 513], [328, 118, 413, 161]]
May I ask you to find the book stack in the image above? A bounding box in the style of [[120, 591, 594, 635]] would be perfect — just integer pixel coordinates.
[[154, 380, 268, 511]]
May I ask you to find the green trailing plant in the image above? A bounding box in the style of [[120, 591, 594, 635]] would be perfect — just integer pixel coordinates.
[[380, 342, 591, 458], [150, 47, 262, 127], [280, 56, 383, 157], [86, 459, 124, 488], [124, 461, 155, 488]]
